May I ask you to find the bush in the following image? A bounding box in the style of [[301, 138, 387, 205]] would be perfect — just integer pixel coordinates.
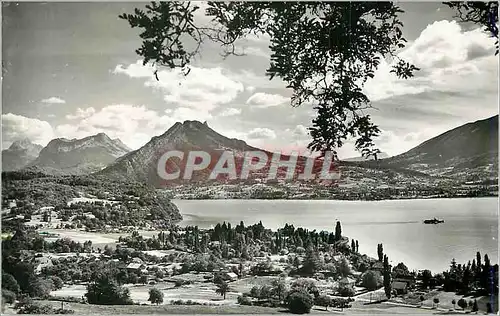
[[237, 295, 253, 306], [315, 295, 332, 311], [287, 290, 313, 314], [148, 288, 164, 305], [85, 276, 133, 305], [362, 271, 382, 290], [14, 298, 73, 314], [51, 276, 64, 290], [457, 298, 467, 310], [250, 286, 261, 298], [2, 289, 16, 304], [337, 284, 355, 297], [28, 278, 53, 299], [2, 272, 20, 293], [332, 298, 352, 311]]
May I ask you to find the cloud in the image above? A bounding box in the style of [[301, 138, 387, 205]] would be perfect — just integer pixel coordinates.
[[246, 86, 256, 93], [400, 20, 495, 69], [57, 104, 215, 150], [2, 113, 55, 147], [247, 127, 277, 140], [242, 46, 270, 59], [374, 128, 445, 156], [292, 124, 309, 138], [246, 92, 290, 108], [66, 107, 96, 120], [364, 20, 497, 102], [114, 61, 244, 111], [57, 105, 177, 149], [218, 107, 242, 117], [41, 96, 66, 104], [168, 107, 213, 122]]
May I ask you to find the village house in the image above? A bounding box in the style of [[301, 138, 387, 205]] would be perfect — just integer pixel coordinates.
[[392, 281, 409, 295], [223, 272, 238, 282], [33, 256, 53, 275], [126, 262, 146, 273], [393, 276, 416, 290], [338, 276, 357, 288]]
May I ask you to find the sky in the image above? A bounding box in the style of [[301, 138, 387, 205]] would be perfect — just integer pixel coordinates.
[[2, 2, 499, 158]]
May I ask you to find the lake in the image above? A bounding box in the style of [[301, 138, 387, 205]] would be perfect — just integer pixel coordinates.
[[174, 197, 498, 273]]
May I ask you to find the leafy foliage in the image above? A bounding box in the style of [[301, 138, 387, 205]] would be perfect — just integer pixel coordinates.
[[315, 294, 332, 311], [362, 270, 382, 290], [286, 289, 314, 314], [458, 298, 467, 310], [337, 283, 356, 297], [2, 289, 16, 304], [148, 288, 164, 305], [215, 281, 230, 299], [2, 272, 20, 293], [85, 271, 133, 305], [119, 2, 422, 159]]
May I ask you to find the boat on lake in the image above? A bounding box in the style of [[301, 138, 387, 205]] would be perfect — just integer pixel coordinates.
[[423, 218, 444, 224]]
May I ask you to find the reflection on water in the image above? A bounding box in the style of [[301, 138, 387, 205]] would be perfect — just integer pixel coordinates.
[[174, 197, 498, 273]]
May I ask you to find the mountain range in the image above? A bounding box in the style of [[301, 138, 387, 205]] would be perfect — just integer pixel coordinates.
[[97, 121, 332, 186], [3, 115, 498, 185], [362, 115, 498, 181], [1, 139, 43, 172], [20, 133, 131, 175]]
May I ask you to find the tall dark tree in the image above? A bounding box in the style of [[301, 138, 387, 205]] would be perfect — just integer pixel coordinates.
[[377, 243, 384, 262], [482, 254, 491, 293], [303, 246, 322, 275], [334, 221, 342, 241], [462, 266, 471, 294], [383, 255, 391, 299], [215, 281, 230, 300], [355, 240, 359, 253], [351, 239, 356, 253], [421, 270, 432, 289]]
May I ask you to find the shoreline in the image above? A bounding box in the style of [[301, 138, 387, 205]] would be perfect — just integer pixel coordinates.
[[170, 194, 498, 202]]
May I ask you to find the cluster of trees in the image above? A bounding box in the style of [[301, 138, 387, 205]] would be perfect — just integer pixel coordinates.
[[118, 220, 360, 277], [442, 252, 498, 295], [315, 295, 353, 312], [2, 229, 68, 304], [2, 174, 182, 234], [29, 237, 93, 254], [240, 277, 353, 313], [85, 268, 133, 305]]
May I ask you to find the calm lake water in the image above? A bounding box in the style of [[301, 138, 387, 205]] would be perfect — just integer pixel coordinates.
[[175, 197, 498, 273]]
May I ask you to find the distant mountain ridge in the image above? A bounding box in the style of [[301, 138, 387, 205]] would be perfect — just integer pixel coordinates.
[[98, 116, 498, 186], [368, 115, 498, 180], [2, 139, 43, 171], [8, 115, 496, 185], [98, 120, 332, 187], [99, 120, 264, 186], [26, 133, 131, 175]]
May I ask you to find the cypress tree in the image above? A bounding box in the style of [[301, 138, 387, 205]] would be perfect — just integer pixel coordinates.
[[377, 244, 384, 262], [383, 255, 391, 299], [335, 221, 342, 241], [482, 254, 491, 293]]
